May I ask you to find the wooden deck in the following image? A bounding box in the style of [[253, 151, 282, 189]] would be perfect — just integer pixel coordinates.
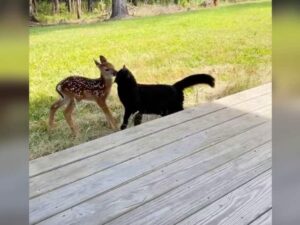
[[30, 83, 272, 225]]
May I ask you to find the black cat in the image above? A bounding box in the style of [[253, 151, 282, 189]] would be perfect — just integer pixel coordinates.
[[114, 66, 215, 130]]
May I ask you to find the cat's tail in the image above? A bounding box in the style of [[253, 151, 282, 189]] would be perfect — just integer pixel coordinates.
[[173, 74, 215, 91]]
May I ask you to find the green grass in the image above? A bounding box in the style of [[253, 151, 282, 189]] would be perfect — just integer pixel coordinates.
[[29, 1, 272, 159]]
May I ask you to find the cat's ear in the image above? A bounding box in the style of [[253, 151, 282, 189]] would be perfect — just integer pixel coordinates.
[[123, 65, 126, 69]]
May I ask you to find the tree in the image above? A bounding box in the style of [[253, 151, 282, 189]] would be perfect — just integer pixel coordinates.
[[201, 0, 218, 7], [32, 0, 38, 14], [111, 0, 129, 19], [132, 0, 138, 6], [88, 0, 94, 12], [65, 0, 72, 13], [52, 0, 60, 14], [72, 0, 76, 13], [29, 0, 39, 22], [76, 0, 82, 19]]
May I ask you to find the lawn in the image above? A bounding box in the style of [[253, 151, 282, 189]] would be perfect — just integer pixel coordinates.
[[29, 1, 272, 159]]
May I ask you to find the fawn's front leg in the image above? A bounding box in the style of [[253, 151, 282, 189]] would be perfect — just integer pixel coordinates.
[[97, 100, 117, 130], [63, 99, 78, 135]]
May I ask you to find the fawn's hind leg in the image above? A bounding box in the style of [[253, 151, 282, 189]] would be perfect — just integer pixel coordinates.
[[49, 97, 69, 128], [97, 100, 117, 130], [63, 99, 78, 135]]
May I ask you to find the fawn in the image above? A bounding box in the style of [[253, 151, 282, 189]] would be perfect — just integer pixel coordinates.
[[49, 55, 118, 135]]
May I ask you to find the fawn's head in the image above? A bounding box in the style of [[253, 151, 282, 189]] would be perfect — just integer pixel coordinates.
[[94, 55, 117, 80]]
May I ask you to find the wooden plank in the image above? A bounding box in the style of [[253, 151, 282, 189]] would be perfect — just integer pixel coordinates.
[[177, 170, 271, 225], [35, 123, 271, 225], [30, 106, 271, 224], [30, 83, 271, 177], [102, 142, 272, 225], [30, 94, 271, 198], [249, 210, 272, 225]]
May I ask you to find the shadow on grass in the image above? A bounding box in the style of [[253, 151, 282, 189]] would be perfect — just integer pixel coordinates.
[[29, 93, 124, 159]]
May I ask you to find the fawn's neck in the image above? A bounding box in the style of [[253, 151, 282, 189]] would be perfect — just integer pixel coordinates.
[[100, 74, 113, 88]]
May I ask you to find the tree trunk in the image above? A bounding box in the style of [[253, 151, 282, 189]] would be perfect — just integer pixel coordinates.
[[76, 0, 81, 19], [52, 0, 60, 14], [66, 0, 72, 12], [29, 0, 39, 22], [88, 0, 93, 12], [29, 0, 34, 15], [32, 0, 38, 14], [111, 0, 128, 19], [132, 0, 138, 6], [72, 0, 76, 13], [202, 0, 217, 7]]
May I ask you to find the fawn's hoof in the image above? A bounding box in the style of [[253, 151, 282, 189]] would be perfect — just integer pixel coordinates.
[[70, 127, 79, 137], [71, 131, 79, 138], [48, 122, 57, 132], [109, 123, 118, 131], [49, 123, 58, 129]]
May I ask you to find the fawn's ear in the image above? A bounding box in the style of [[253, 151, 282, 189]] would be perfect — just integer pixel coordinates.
[[94, 59, 100, 66], [100, 55, 107, 63]]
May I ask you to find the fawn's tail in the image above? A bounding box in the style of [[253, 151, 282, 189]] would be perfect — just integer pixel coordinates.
[[56, 83, 64, 99]]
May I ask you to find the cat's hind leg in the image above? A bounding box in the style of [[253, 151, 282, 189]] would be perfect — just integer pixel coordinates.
[[133, 112, 143, 126]]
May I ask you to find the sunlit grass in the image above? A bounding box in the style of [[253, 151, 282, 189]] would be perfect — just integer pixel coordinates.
[[29, 1, 271, 159]]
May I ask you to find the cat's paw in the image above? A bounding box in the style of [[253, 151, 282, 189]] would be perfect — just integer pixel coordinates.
[[120, 124, 127, 130]]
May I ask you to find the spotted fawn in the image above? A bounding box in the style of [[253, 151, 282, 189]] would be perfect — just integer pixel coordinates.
[[49, 55, 117, 135]]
